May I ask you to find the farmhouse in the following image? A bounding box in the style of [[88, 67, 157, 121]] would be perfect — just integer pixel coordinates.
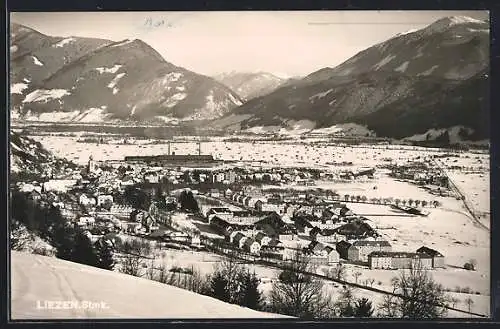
[[260, 239, 285, 260], [416, 246, 445, 268], [348, 240, 392, 263]]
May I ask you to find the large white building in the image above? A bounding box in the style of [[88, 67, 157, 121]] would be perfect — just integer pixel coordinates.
[[348, 240, 392, 263]]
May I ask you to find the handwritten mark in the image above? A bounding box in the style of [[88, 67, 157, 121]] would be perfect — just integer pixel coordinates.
[[144, 17, 174, 29]]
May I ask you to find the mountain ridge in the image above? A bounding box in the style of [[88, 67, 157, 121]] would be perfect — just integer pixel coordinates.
[[10, 23, 244, 123], [213, 16, 490, 141]]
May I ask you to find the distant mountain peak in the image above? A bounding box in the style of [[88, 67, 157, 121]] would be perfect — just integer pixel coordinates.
[[423, 15, 488, 34]]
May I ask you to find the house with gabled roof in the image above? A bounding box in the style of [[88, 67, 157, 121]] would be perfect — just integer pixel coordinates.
[[416, 246, 445, 268], [336, 240, 352, 260]]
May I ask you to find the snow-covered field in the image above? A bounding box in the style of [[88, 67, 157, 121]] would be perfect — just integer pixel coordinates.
[[30, 136, 482, 167], [11, 251, 289, 319]]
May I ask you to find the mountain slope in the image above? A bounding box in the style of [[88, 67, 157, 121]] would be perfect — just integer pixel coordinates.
[[10, 131, 77, 177], [214, 71, 285, 100], [215, 16, 490, 140], [10, 23, 243, 123], [11, 251, 290, 319]]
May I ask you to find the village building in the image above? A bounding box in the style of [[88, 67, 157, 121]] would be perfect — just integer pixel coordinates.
[[224, 170, 237, 184], [255, 200, 286, 214], [233, 232, 249, 249], [255, 232, 272, 246], [347, 240, 392, 263], [368, 251, 433, 270], [209, 188, 221, 198], [97, 194, 114, 207], [79, 194, 97, 206], [416, 246, 445, 268], [207, 207, 234, 224], [260, 239, 285, 260], [243, 238, 261, 255]]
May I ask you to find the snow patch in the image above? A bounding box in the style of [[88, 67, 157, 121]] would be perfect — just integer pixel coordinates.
[[107, 73, 126, 94], [11, 83, 28, 95], [163, 72, 183, 83], [373, 55, 396, 71], [229, 93, 243, 106], [130, 105, 137, 116], [467, 28, 489, 33], [449, 16, 486, 25], [111, 39, 136, 48], [96, 65, 123, 74], [53, 37, 76, 48], [418, 65, 439, 77], [396, 28, 418, 36], [394, 61, 410, 73], [32, 56, 43, 66], [309, 89, 334, 101], [72, 108, 111, 122], [176, 86, 186, 91], [10, 45, 18, 53], [171, 93, 187, 101], [23, 89, 70, 103]]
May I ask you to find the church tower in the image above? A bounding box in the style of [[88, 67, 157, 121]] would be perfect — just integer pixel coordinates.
[[88, 155, 97, 174]]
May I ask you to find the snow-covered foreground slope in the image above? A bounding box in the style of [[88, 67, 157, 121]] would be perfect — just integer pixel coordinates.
[[10, 251, 290, 319]]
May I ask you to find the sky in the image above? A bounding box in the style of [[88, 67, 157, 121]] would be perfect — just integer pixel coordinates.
[[10, 10, 489, 78]]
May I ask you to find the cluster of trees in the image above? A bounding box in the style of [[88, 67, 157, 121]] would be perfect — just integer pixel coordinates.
[[178, 190, 200, 213], [10, 190, 115, 270], [204, 253, 263, 310], [341, 194, 437, 208]]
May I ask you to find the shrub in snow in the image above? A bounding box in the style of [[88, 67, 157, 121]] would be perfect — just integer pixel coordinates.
[[463, 263, 475, 271]]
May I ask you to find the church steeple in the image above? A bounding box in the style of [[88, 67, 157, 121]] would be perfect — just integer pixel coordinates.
[[88, 155, 97, 174]]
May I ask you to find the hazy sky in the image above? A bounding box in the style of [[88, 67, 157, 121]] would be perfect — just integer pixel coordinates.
[[11, 11, 489, 78]]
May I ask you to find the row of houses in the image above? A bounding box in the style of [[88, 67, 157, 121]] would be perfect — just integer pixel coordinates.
[[226, 230, 340, 265]]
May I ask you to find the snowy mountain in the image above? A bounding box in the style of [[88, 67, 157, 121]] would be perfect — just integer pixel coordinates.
[[213, 71, 286, 100], [11, 251, 290, 319], [10, 23, 243, 123], [214, 16, 489, 141]]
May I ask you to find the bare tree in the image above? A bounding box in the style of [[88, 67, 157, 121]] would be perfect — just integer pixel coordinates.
[[330, 263, 346, 280], [378, 262, 449, 319], [269, 252, 335, 319], [450, 297, 460, 309], [120, 254, 142, 277], [353, 271, 362, 284], [464, 297, 474, 314]]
